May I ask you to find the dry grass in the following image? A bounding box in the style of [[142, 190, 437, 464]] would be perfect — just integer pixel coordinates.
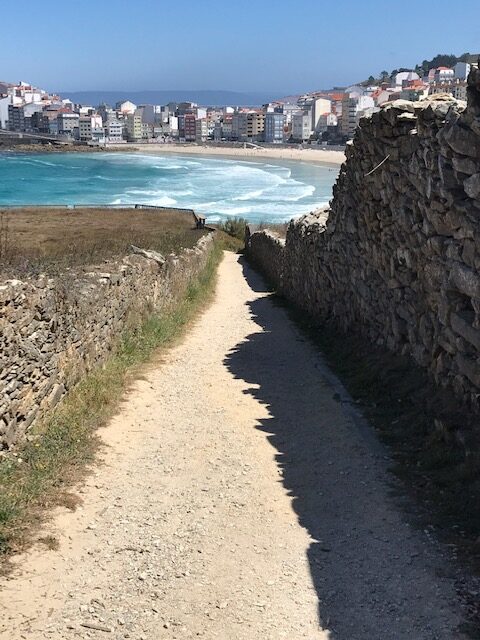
[[256, 221, 288, 238], [0, 207, 206, 275]]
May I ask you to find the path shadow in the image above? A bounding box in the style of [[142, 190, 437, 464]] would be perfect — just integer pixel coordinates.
[[223, 257, 462, 640]]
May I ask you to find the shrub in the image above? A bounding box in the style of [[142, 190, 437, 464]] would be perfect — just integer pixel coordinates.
[[218, 217, 247, 240]]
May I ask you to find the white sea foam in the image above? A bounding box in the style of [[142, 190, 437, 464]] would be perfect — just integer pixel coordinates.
[[18, 158, 58, 167], [214, 205, 253, 215], [151, 196, 177, 206], [0, 151, 338, 222]]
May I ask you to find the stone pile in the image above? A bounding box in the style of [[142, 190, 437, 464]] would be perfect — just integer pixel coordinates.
[[0, 234, 214, 447], [247, 67, 480, 413]]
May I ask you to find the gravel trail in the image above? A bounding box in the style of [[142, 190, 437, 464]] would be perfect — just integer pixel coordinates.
[[0, 252, 465, 639]]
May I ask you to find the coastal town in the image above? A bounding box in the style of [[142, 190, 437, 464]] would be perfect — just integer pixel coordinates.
[[1, 53, 478, 147]]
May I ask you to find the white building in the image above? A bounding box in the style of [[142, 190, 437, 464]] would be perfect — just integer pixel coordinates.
[[454, 62, 471, 81], [282, 103, 301, 125], [0, 96, 9, 128], [8, 82, 46, 106], [106, 119, 123, 142], [312, 98, 332, 133], [433, 67, 454, 83], [394, 71, 420, 88], [116, 100, 137, 115]]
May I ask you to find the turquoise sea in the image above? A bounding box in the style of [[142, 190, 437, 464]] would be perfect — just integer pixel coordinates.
[[0, 152, 338, 223]]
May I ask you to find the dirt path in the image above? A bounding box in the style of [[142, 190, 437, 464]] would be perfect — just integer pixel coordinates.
[[0, 252, 466, 639]]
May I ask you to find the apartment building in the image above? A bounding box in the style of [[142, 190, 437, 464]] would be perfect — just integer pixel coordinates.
[[232, 111, 261, 141], [432, 67, 455, 83], [184, 113, 197, 142], [0, 95, 9, 129], [125, 112, 143, 141], [281, 103, 301, 125], [195, 118, 208, 142], [106, 119, 123, 142], [7, 104, 26, 131], [79, 114, 104, 142], [312, 98, 332, 133], [7, 101, 44, 132], [232, 112, 248, 140], [291, 113, 311, 141], [264, 112, 285, 143], [341, 95, 375, 138], [79, 116, 92, 141], [57, 112, 79, 138], [245, 112, 265, 142], [430, 79, 468, 102]]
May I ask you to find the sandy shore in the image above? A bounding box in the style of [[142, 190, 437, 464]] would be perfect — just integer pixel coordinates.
[[1, 142, 345, 167], [127, 143, 345, 167]]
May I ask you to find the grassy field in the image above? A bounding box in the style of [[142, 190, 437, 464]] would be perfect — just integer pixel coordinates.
[[0, 207, 206, 274]]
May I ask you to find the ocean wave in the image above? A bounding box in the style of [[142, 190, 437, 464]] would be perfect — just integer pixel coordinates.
[[232, 188, 267, 201], [125, 189, 164, 196], [171, 189, 193, 196], [214, 205, 252, 215], [278, 184, 316, 201], [151, 195, 177, 206], [24, 158, 57, 167], [0, 151, 337, 222], [153, 164, 184, 170]]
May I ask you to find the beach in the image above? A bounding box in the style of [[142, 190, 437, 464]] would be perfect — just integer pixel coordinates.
[[127, 143, 345, 167], [0, 141, 345, 168]]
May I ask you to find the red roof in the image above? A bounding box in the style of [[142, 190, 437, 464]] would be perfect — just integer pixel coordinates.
[[328, 92, 346, 101], [405, 79, 424, 88]]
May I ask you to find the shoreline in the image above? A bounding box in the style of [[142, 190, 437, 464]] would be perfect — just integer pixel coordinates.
[[0, 142, 345, 168], [128, 143, 345, 167]]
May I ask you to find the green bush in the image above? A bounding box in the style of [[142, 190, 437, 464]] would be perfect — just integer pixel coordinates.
[[218, 217, 247, 240]]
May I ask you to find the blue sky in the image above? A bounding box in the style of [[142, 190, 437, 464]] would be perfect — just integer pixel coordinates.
[[2, 0, 480, 95]]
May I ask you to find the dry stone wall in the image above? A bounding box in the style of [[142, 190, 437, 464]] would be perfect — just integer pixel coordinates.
[[0, 234, 214, 448], [246, 67, 480, 413]]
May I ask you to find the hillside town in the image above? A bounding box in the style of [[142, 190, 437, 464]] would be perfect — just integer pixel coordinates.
[[0, 55, 478, 147]]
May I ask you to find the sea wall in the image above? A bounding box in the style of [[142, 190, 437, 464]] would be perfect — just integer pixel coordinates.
[[0, 234, 214, 448], [246, 67, 480, 413]]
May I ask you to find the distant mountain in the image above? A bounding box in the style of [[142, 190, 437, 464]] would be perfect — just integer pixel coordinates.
[[59, 89, 278, 107]]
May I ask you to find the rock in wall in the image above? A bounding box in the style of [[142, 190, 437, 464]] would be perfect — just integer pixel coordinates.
[[0, 234, 214, 448], [246, 67, 480, 413]]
